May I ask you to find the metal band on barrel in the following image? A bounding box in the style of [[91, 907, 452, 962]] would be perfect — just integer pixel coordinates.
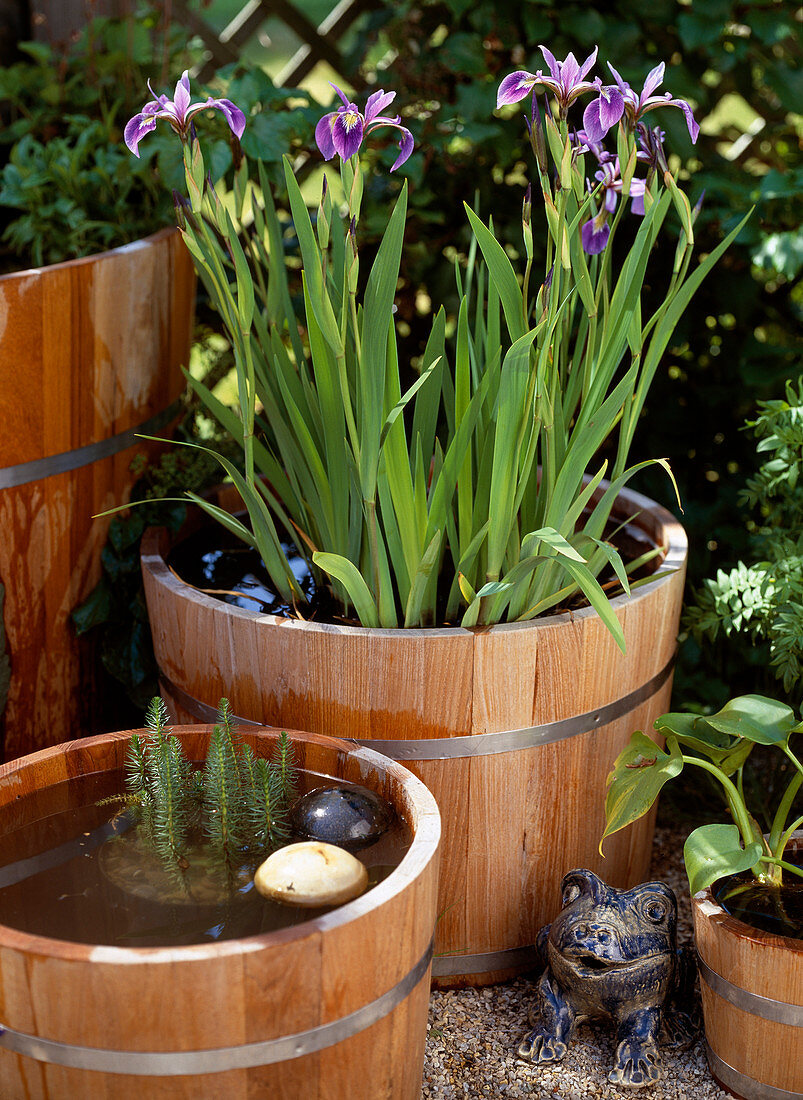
[[159, 652, 675, 762], [0, 940, 433, 1075], [431, 944, 539, 978], [706, 1043, 802, 1100], [0, 400, 182, 490], [697, 954, 803, 1026]]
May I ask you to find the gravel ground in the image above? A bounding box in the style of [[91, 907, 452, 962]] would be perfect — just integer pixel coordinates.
[[422, 826, 730, 1099]]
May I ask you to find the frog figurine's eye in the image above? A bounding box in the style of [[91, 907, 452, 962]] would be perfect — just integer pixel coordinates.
[[642, 897, 668, 923], [562, 883, 581, 906]]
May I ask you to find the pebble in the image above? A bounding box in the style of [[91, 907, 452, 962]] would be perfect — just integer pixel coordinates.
[[421, 824, 730, 1099], [254, 841, 368, 907], [289, 783, 394, 851]]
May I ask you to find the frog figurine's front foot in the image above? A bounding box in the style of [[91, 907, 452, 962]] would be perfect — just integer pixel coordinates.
[[517, 969, 574, 1064], [609, 1010, 662, 1088]]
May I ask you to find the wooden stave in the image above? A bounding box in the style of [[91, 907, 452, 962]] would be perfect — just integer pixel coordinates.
[[0, 229, 195, 761], [141, 484, 687, 986], [0, 725, 440, 1099], [692, 870, 803, 1098]]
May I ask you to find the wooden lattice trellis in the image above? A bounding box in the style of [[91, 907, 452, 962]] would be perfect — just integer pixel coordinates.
[[28, 0, 380, 88], [169, 0, 378, 86]]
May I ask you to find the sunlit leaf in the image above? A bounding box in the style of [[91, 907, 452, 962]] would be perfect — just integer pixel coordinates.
[[683, 823, 763, 896], [602, 732, 683, 850]]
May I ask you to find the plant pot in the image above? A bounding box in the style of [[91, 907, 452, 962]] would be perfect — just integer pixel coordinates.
[[692, 837, 803, 1100], [0, 724, 440, 1099], [141, 481, 686, 987], [0, 229, 195, 761]]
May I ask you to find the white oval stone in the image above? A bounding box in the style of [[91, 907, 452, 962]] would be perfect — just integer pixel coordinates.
[[254, 841, 369, 907]]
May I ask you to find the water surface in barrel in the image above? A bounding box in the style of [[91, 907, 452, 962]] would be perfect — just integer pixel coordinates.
[[0, 769, 410, 947]]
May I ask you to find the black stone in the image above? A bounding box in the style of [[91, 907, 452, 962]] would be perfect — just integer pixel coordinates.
[[289, 785, 394, 852]]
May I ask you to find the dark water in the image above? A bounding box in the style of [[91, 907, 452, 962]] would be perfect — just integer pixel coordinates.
[[716, 866, 803, 940], [168, 525, 323, 618], [168, 516, 658, 623], [0, 770, 410, 947]]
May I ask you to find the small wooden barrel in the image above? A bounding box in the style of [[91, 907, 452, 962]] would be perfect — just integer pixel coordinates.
[[0, 725, 440, 1099], [0, 229, 194, 761], [692, 853, 803, 1100], [142, 483, 686, 987]]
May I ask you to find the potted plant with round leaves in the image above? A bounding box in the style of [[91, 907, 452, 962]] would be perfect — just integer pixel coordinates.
[[129, 49, 748, 985], [603, 693, 803, 1099]]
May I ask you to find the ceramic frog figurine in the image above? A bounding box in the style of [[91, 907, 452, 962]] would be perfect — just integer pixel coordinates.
[[518, 868, 696, 1088]]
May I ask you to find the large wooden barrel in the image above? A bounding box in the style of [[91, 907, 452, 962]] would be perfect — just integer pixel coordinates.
[[0, 725, 440, 1099], [692, 860, 803, 1100], [0, 229, 194, 761], [141, 483, 686, 987]]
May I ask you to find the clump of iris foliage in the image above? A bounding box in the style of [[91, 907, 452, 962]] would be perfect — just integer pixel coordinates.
[[122, 52, 748, 646], [685, 379, 803, 702], [123, 697, 297, 885]]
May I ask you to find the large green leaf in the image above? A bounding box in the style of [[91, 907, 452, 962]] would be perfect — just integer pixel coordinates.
[[704, 695, 796, 745], [602, 732, 683, 849], [683, 823, 763, 896]]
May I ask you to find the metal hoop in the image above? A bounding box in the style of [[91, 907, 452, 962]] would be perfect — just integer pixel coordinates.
[[0, 940, 433, 1075]]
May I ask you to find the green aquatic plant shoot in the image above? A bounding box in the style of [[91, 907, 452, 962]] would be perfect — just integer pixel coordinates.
[[123, 697, 296, 881]]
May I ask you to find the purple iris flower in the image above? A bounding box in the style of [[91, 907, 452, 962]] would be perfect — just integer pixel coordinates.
[[315, 85, 414, 171], [496, 46, 599, 112], [580, 158, 647, 254], [582, 81, 626, 143], [607, 62, 700, 143], [124, 70, 246, 157]]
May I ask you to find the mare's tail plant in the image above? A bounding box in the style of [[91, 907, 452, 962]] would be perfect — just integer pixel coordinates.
[[121, 697, 299, 884], [272, 730, 298, 805], [203, 697, 245, 861]]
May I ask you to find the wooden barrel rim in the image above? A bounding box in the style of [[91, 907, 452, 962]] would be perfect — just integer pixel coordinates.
[[0, 726, 441, 963], [141, 481, 687, 640], [693, 834, 803, 959], [0, 226, 179, 284]]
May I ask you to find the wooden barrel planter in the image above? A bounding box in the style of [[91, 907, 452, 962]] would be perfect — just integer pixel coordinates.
[[692, 840, 803, 1100], [0, 725, 440, 1099], [141, 482, 686, 987], [0, 229, 194, 761]]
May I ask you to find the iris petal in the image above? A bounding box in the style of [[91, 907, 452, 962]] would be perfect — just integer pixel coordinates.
[[173, 71, 192, 119], [332, 110, 364, 159], [315, 112, 338, 160], [210, 97, 247, 140], [497, 71, 536, 107], [641, 63, 665, 102], [124, 113, 157, 157], [390, 125, 414, 171], [364, 89, 396, 124], [582, 88, 624, 143], [581, 217, 610, 254]]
